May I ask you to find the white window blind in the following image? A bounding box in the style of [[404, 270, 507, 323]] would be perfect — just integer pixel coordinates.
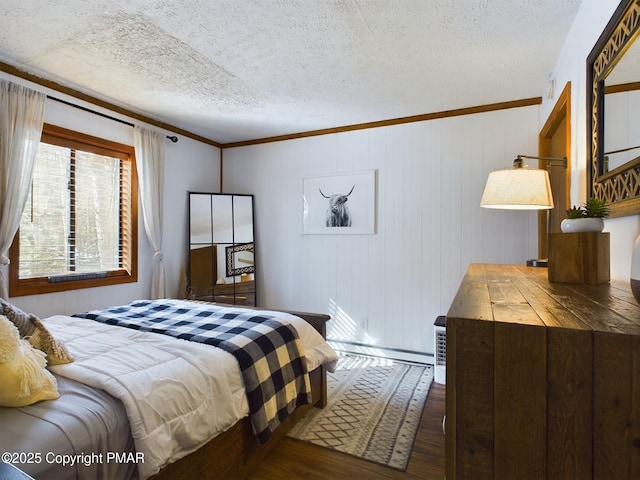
[[19, 142, 125, 280]]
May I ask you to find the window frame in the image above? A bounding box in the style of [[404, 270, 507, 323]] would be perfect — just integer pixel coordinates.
[[9, 123, 138, 296]]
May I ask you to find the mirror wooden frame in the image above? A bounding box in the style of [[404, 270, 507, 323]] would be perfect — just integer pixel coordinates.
[[588, 0, 640, 217], [225, 242, 255, 277]]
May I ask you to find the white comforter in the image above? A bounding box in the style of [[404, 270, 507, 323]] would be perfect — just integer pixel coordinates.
[[45, 311, 337, 479]]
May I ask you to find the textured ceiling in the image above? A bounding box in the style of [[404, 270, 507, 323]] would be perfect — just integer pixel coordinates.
[[0, 0, 582, 144]]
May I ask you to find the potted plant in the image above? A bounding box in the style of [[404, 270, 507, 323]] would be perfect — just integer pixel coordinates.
[[560, 197, 609, 233]]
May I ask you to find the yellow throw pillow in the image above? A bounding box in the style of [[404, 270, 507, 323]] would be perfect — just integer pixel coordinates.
[[0, 315, 59, 407], [0, 298, 73, 365]]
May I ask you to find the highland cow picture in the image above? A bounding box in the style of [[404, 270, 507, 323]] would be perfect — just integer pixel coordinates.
[[302, 170, 376, 234]]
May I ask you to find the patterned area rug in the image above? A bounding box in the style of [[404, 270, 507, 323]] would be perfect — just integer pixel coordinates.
[[287, 354, 434, 471]]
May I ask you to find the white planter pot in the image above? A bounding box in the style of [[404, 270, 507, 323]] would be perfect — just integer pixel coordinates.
[[560, 217, 605, 233], [632, 234, 640, 305]]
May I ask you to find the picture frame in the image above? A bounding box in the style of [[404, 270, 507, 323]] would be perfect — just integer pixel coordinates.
[[225, 242, 255, 277], [302, 170, 376, 234]]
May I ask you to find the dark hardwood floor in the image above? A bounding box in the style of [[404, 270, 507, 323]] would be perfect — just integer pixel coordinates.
[[248, 382, 446, 480]]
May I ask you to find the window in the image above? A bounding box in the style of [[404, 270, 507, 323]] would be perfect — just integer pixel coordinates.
[[9, 124, 138, 295]]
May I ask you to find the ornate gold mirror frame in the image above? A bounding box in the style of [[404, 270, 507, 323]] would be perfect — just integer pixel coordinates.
[[588, 0, 640, 217]]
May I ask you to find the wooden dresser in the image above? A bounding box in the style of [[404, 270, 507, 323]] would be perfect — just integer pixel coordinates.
[[446, 263, 640, 479]]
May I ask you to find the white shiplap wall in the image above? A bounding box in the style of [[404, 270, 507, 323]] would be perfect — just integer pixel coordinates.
[[223, 104, 541, 355]]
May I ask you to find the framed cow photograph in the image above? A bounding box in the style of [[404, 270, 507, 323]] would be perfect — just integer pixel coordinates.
[[302, 170, 376, 234]]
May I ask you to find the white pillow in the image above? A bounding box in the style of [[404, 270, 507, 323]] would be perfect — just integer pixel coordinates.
[[0, 315, 59, 407]]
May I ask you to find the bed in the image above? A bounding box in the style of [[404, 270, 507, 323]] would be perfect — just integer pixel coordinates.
[[0, 299, 337, 480]]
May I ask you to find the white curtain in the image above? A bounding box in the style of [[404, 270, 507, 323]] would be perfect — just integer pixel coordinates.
[[0, 80, 46, 299], [134, 125, 166, 299]]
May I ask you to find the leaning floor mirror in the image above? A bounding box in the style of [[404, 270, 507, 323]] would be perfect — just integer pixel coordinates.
[[188, 192, 256, 306]]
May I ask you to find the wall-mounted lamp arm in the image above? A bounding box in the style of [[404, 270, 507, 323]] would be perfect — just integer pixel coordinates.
[[604, 144, 640, 156], [514, 154, 567, 169]]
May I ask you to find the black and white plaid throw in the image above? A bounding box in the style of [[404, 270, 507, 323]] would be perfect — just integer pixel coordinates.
[[73, 299, 312, 443]]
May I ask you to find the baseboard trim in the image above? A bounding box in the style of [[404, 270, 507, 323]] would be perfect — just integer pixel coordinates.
[[327, 339, 434, 365]]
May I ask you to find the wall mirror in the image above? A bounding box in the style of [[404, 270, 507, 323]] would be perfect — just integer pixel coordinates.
[[188, 192, 256, 306], [588, 0, 640, 217]]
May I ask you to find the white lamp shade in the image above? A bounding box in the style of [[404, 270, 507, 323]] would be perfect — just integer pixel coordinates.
[[480, 168, 554, 210]]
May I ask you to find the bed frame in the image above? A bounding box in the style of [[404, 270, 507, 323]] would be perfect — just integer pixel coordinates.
[[150, 308, 331, 480]]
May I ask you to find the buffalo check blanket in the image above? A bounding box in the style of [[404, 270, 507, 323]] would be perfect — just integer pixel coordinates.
[[73, 299, 312, 443]]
